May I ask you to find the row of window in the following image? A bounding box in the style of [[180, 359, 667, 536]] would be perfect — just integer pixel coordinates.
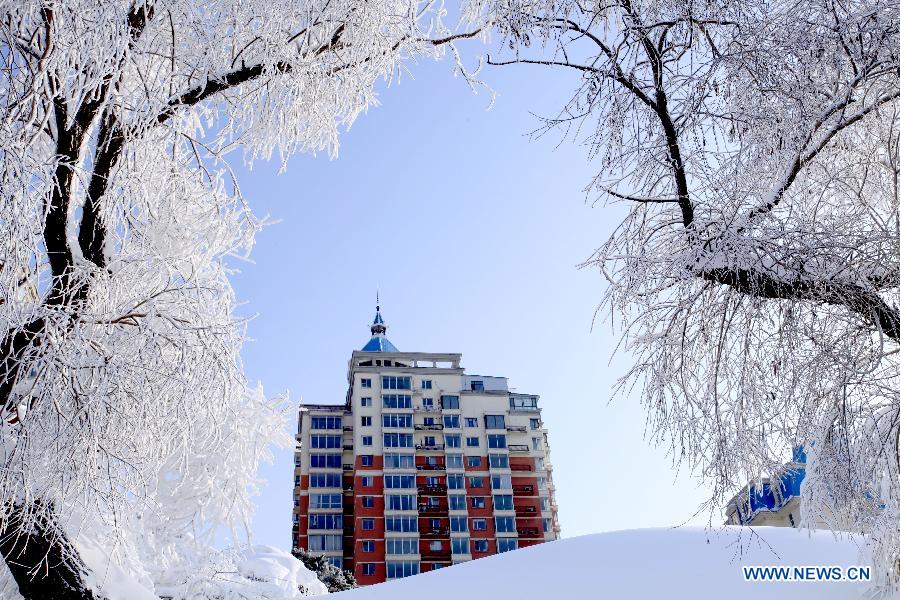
[[310, 416, 342, 430], [307, 534, 342, 552], [308, 514, 343, 530], [352, 516, 518, 532], [351, 474, 548, 490], [375, 453, 511, 470], [360, 377, 434, 390]]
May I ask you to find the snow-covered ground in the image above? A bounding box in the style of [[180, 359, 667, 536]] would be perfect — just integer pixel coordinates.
[[338, 527, 897, 600]]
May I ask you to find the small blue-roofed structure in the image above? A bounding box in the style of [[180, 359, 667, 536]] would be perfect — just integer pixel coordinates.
[[726, 446, 807, 527], [361, 303, 398, 352]]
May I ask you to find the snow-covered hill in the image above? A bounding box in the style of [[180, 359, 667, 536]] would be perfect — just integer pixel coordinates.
[[338, 527, 896, 600]]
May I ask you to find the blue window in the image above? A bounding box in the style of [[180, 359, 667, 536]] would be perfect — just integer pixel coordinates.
[[423, 397, 434, 407], [421, 380, 432, 389], [385, 517, 418, 532], [450, 516, 468, 532], [386, 561, 419, 579], [488, 434, 507, 449], [362, 541, 374, 552], [361, 378, 372, 388], [362, 496, 375, 508], [384, 433, 413, 448], [362, 518, 375, 530], [309, 514, 343, 530], [447, 474, 464, 490], [446, 454, 463, 469], [308, 534, 342, 551], [471, 518, 487, 530], [386, 494, 416, 510], [498, 538, 518, 553], [310, 454, 342, 468], [491, 475, 512, 490], [362, 436, 373, 446], [443, 415, 460, 429], [470, 497, 485, 509], [383, 413, 413, 428], [465, 417, 478, 427], [445, 435, 461, 448], [383, 395, 412, 409], [484, 415, 505, 429], [311, 416, 342, 429], [530, 418, 541, 430], [361, 416, 371, 426], [361, 476, 374, 487], [452, 538, 470, 554], [440, 395, 459, 409], [361, 397, 372, 407], [382, 376, 412, 390], [494, 495, 513, 510], [448, 494, 466, 510], [360, 455, 374, 467], [386, 539, 418, 555], [468, 476, 483, 488], [495, 516, 515, 533], [473, 539, 488, 552], [310, 473, 341, 488], [327, 557, 343, 569], [362, 563, 375, 576], [310, 493, 342, 509], [466, 437, 480, 447], [470, 380, 484, 391], [467, 456, 481, 467], [489, 454, 508, 469], [385, 475, 415, 489], [384, 454, 415, 469], [311, 435, 342, 449]]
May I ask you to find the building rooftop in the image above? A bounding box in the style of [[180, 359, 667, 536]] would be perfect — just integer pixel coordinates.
[[360, 303, 399, 352]]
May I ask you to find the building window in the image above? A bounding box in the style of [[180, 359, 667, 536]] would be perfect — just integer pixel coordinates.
[[362, 496, 375, 508], [452, 538, 470, 554], [309, 514, 343, 530], [466, 436, 480, 447], [543, 518, 551, 533], [443, 415, 460, 429], [382, 376, 412, 390], [498, 538, 518, 553], [360, 455, 374, 467], [468, 476, 483, 489], [384, 453, 415, 469], [465, 417, 478, 427], [494, 495, 513, 510], [361, 476, 374, 487], [362, 541, 375, 553], [491, 475, 512, 490], [423, 436, 437, 447], [447, 474, 464, 490], [383, 413, 413, 428], [385, 517, 418, 532], [532, 437, 541, 450], [471, 518, 487, 530], [386, 539, 418, 555], [361, 378, 372, 388], [361, 416, 371, 426], [385, 475, 415, 489], [384, 433, 413, 448], [530, 418, 541, 430], [310, 416, 342, 430], [361, 397, 372, 407], [361, 518, 375, 530], [495, 516, 515, 533], [446, 454, 464, 470], [429, 540, 443, 552], [538, 476, 547, 490], [473, 539, 489, 552], [327, 557, 343, 569], [429, 518, 442, 530], [484, 415, 505, 429], [423, 397, 434, 407], [449, 494, 466, 510], [362, 436, 373, 446], [540, 497, 549, 511], [308, 534, 342, 552], [487, 434, 507, 449], [386, 494, 416, 511], [361, 563, 375, 576], [386, 561, 419, 579], [489, 454, 508, 469], [421, 379, 432, 389], [383, 394, 412, 409], [470, 380, 484, 391], [470, 497, 486, 509], [310, 454, 342, 469], [450, 516, 468, 532], [465, 456, 481, 468], [440, 395, 460, 410], [536, 457, 544, 470], [445, 435, 461, 448], [311, 434, 342, 449], [310, 473, 341, 488], [310, 493, 342, 509]]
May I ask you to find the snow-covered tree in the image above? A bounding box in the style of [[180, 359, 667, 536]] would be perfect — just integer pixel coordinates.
[[482, 0, 900, 588], [0, 1, 484, 597]]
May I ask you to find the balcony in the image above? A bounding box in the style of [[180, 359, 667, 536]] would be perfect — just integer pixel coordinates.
[[414, 424, 444, 430], [517, 527, 541, 537], [513, 484, 534, 494], [421, 528, 449, 537], [506, 425, 527, 433], [421, 550, 452, 560], [508, 444, 529, 452], [342, 426, 353, 432], [417, 504, 448, 515], [510, 464, 533, 472], [342, 444, 354, 450], [417, 484, 447, 494], [416, 444, 445, 451], [515, 506, 537, 515], [342, 464, 353, 471], [416, 463, 446, 471], [414, 406, 442, 412]]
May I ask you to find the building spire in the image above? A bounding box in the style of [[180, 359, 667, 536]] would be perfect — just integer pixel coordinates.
[[361, 295, 398, 352], [371, 296, 387, 336]]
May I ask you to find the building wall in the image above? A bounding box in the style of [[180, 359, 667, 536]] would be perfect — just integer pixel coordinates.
[[293, 350, 561, 585]]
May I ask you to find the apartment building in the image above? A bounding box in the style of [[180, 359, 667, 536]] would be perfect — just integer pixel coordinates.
[[292, 305, 561, 585]]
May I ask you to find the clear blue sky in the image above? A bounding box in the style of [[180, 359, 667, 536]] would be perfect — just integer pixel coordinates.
[[229, 38, 716, 549]]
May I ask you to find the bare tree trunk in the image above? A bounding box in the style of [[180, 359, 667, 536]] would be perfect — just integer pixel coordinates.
[[0, 503, 95, 600]]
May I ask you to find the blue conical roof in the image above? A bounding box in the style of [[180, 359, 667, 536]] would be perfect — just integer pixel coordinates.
[[361, 304, 397, 352]]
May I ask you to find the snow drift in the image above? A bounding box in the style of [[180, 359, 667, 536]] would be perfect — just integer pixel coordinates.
[[340, 527, 896, 600]]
